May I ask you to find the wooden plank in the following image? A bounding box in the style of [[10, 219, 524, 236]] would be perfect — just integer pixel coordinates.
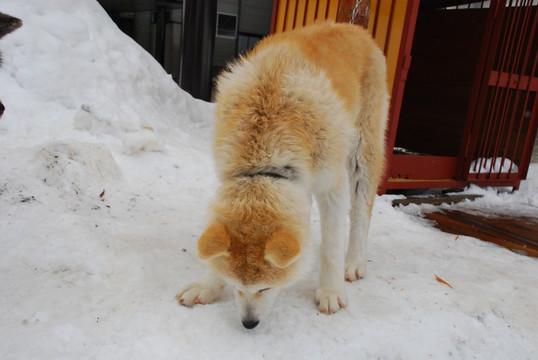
[[304, 0, 318, 25], [327, 0, 340, 20], [274, 0, 288, 33], [424, 210, 538, 258], [392, 194, 483, 207], [372, 0, 392, 51], [294, 0, 307, 27], [316, 0, 329, 21], [385, 0, 408, 93]]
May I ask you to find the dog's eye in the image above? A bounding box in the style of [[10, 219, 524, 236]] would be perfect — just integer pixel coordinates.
[[258, 288, 270, 293]]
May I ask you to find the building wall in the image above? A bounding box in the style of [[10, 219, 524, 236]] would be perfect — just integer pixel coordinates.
[[213, 0, 238, 68], [213, 0, 274, 69], [240, 0, 273, 35]]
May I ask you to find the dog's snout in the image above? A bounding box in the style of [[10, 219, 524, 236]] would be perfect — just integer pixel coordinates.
[[242, 319, 259, 329]]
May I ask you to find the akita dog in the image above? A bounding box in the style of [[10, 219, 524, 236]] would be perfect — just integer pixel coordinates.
[[177, 22, 388, 329]]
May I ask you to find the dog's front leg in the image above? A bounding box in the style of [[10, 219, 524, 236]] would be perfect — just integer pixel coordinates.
[[315, 180, 349, 314], [176, 271, 226, 306]]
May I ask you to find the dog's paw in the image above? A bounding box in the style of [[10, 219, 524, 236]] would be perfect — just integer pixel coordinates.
[[176, 282, 223, 307], [315, 288, 348, 314], [344, 263, 366, 282]]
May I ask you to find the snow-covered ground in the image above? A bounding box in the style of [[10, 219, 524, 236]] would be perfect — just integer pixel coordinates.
[[1, 1, 537, 359]]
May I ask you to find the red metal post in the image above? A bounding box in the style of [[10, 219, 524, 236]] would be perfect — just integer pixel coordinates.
[[380, 0, 420, 193]]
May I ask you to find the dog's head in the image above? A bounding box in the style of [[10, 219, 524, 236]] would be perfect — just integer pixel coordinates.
[[198, 178, 310, 329], [198, 222, 304, 329]]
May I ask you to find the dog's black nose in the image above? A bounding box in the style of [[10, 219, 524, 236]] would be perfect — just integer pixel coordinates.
[[242, 319, 259, 329]]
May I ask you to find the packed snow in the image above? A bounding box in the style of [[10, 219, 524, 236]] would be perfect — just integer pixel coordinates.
[[1, 1, 537, 359], [469, 157, 519, 174]]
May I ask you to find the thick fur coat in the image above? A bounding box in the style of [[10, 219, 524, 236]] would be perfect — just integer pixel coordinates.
[[177, 22, 389, 329]]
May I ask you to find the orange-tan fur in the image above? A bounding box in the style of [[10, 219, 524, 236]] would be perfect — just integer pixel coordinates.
[[177, 22, 389, 329]]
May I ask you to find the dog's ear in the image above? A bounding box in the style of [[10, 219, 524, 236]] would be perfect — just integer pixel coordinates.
[[198, 223, 230, 260], [264, 230, 300, 268]]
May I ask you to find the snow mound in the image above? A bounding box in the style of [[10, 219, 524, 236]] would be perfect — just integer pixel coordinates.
[[0, 0, 213, 153], [73, 105, 164, 154], [36, 141, 121, 191]]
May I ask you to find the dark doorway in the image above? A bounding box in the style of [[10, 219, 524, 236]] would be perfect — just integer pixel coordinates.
[[395, 5, 489, 156]]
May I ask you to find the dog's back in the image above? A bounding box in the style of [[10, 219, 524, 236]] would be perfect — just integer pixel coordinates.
[[214, 22, 387, 186], [254, 23, 383, 117]]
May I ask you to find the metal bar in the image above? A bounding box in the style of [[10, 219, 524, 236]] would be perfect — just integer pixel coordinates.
[[501, 0, 532, 174], [476, 0, 511, 176], [457, 0, 503, 180], [483, 0, 519, 176], [478, 0, 518, 176], [512, 20, 538, 176], [500, 0, 534, 175], [494, 0, 529, 176], [488, 71, 538, 90], [518, 89, 538, 179], [471, 172, 523, 180]]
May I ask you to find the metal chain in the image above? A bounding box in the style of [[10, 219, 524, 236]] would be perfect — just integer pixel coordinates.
[[350, 0, 362, 24], [350, 0, 370, 26]]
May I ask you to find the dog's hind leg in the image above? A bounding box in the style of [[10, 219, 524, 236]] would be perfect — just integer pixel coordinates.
[[176, 271, 226, 306], [345, 154, 376, 282], [345, 49, 388, 282]]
